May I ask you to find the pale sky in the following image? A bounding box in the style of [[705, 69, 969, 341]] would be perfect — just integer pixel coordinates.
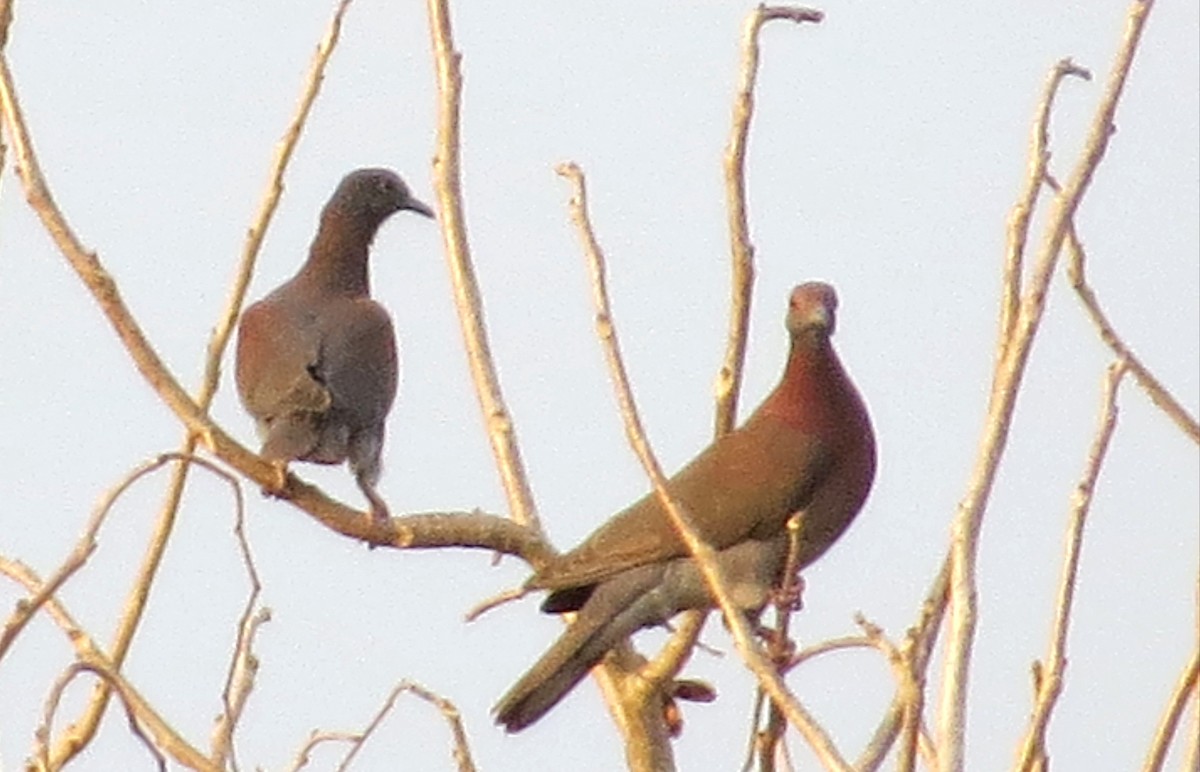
[[1, 2, 1197, 770]]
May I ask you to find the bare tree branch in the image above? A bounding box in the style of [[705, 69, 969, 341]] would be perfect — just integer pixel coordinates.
[[937, 4, 1155, 767], [425, 0, 541, 532], [37, 663, 168, 772], [641, 611, 708, 692], [9, 565, 218, 772], [1061, 214, 1200, 444], [756, 514, 809, 771], [998, 58, 1092, 355], [335, 681, 477, 772], [715, 4, 823, 436], [205, 450, 266, 768], [1142, 647, 1200, 772], [1014, 361, 1128, 770], [0, 453, 206, 663], [281, 681, 478, 772], [285, 731, 362, 772], [0, 561, 85, 642], [853, 615, 934, 772], [858, 544, 950, 770], [210, 459, 265, 771], [663, 6, 829, 730]]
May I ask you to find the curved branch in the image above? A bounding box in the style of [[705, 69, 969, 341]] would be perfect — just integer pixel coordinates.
[[0, 454, 236, 664], [0, 47, 551, 564], [1061, 216, 1199, 444], [3, 563, 216, 772], [39, 660, 216, 772], [335, 681, 477, 772]]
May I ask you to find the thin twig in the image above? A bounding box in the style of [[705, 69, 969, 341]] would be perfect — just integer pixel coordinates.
[[937, 4, 1154, 767], [756, 513, 808, 769], [857, 552, 950, 771], [30, 625, 219, 771], [654, 0, 826, 708], [784, 630, 938, 772], [4, 457, 240, 772], [335, 681, 476, 772], [998, 59, 1092, 356], [205, 0, 357, 409], [558, 161, 850, 772], [425, 0, 540, 532], [715, 4, 823, 436], [785, 635, 875, 669], [282, 681, 477, 772], [285, 731, 361, 772], [1142, 647, 1200, 772], [0, 560, 85, 643], [854, 616, 932, 772], [463, 585, 529, 622], [0, 453, 195, 662], [37, 663, 166, 772], [720, 12, 823, 764], [640, 611, 708, 690], [1060, 213, 1199, 444], [556, 162, 680, 770], [1014, 361, 1128, 770], [210, 454, 265, 771]]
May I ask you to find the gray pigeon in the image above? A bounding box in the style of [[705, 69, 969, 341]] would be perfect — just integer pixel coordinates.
[[235, 168, 433, 521]]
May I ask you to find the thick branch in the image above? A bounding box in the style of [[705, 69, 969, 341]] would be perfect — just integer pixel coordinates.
[[0, 42, 549, 562]]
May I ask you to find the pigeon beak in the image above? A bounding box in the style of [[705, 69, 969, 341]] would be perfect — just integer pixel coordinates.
[[405, 196, 436, 219], [808, 304, 831, 330], [787, 301, 834, 337]]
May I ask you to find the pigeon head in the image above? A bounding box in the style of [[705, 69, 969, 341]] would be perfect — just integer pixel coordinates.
[[324, 168, 435, 224], [787, 281, 838, 341]]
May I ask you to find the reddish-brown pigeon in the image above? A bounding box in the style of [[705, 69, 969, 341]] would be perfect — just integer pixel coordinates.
[[235, 168, 433, 522], [494, 282, 876, 732]]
